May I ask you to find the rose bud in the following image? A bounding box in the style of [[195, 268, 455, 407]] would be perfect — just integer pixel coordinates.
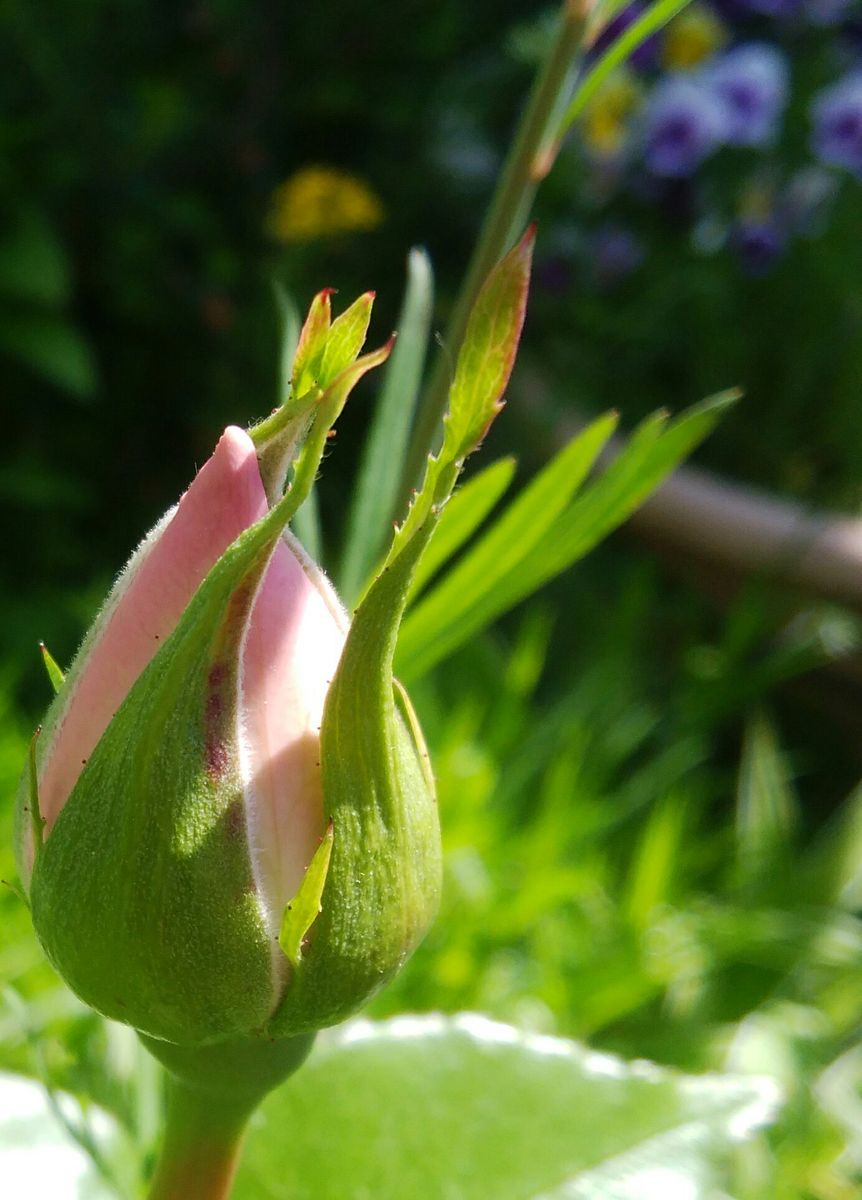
[[15, 290, 442, 1048], [15, 229, 533, 1059]]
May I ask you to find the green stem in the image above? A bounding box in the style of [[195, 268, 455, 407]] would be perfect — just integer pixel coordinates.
[[400, 0, 589, 499], [141, 1030, 315, 1200], [146, 1075, 250, 1200]]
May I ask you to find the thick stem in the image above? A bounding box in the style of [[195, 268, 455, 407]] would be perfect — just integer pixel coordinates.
[[141, 1030, 315, 1200], [400, 0, 589, 500], [146, 1075, 250, 1200]]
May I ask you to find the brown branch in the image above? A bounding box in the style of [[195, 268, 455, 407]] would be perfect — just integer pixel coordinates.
[[629, 458, 862, 612]]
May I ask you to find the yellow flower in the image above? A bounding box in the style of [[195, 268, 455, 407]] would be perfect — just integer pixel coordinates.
[[268, 166, 385, 243], [582, 71, 643, 159], [664, 5, 727, 71]]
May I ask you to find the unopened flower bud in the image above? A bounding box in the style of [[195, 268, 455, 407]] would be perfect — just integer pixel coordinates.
[[16, 293, 442, 1047]]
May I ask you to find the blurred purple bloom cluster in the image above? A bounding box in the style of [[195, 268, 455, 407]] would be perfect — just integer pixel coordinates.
[[573, 0, 862, 280], [643, 44, 789, 177], [812, 73, 862, 176]]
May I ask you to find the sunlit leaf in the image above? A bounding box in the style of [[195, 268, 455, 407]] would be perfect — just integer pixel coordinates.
[[396, 393, 736, 682], [395, 410, 618, 681], [234, 1014, 780, 1200]]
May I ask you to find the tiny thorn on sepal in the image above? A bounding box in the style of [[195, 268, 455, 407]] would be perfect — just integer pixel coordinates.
[[39, 642, 65, 694]]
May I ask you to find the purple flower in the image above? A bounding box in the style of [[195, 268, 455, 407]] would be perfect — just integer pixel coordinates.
[[704, 44, 789, 146], [812, 73, 862, 178], [642, 77, 726, 177], [731, 218, 785, 274]]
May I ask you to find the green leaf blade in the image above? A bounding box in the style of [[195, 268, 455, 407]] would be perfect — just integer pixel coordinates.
[[395, 410, 619, 680], [234, 1014, 780, 1200], [396, 392, 737, 682], [522, 390, 739, 589]]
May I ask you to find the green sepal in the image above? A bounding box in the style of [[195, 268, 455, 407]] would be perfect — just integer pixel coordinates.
[[267, 520, 441, 1037], [444, 223, 535, 462], [291, 288, 333, 398], [267, 232, 534, 1037], [1, 877, 29, 909], [39, 643, 65, 694], [395, 225, 534, 553], [29, 494, 302, 1045], [320, 292, 375, 385], [288, 338, 394, 522], [278, 822, 334, 969], [250, 292, 386, 506], [16, 522, 178, 893]]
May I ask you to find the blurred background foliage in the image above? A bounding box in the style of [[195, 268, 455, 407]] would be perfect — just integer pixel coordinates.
[[3, 1, 862, 1195]]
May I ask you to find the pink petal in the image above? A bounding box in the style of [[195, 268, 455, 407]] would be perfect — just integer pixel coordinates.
[[240, 531, 347, 931], [40, 426, 268, 831]]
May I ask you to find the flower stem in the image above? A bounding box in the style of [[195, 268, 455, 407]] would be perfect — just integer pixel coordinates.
[[141, 1030, 315, 1200], [146, 1075, 250, 1200], [400, 0, 590, 500]]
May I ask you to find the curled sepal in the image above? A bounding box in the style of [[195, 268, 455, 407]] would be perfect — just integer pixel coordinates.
[[287, 337, 395, 521], [28, 492, 301, 1045], [250, 290, 380, 505], [395, 225, 535, 554], [444, 224, 535, 463], [292, 288, 334, 398]]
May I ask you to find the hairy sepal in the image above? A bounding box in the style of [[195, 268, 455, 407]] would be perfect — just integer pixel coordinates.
[[268, 232, 535, 1036], [29, 500, 297, 1046]]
